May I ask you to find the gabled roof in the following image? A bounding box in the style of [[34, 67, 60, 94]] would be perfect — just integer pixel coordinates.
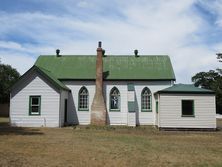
[[156, 84, 214, 94], [11, 65, 70, 91], [35, 55, 176, 80], [36, 66, 70, 91]]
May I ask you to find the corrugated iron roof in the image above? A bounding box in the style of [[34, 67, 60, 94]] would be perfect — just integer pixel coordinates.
[[37, 66, 70, 91], [35, 55, 176, 80], [157, 84, 214, 94], [11, 65, 70, 91]]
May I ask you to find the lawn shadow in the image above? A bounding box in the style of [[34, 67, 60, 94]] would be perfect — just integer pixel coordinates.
[[0, 126, 44, 136], [217, 119, 222, 129], [0, 118, 44, 136]]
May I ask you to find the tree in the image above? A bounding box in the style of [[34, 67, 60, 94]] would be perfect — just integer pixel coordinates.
[[192, 56, 222, 114], [0, 63, 20, 103], [217, 53, 222, 62]]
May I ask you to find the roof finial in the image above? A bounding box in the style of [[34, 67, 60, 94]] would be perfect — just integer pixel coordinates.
[[56, 49, 61, 57], [134, 49, 139, 57], [98, 41, 102, 48]]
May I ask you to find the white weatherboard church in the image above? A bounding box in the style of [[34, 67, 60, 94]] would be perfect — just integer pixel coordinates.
[[10, 42, 216, 129]]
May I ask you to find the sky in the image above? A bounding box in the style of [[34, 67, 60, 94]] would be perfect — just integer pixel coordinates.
[[0, 0, 221, 83]]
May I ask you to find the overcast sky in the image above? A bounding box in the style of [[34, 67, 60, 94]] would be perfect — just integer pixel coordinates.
[[0, 0, 221, 83]]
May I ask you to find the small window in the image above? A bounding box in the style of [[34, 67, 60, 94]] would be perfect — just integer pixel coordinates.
[[182, 100, 194, 117], [110, 87, 120, 111], [78, 87, 89, 111], [141, 87, 152, 112], [29, 96, 41, 115]]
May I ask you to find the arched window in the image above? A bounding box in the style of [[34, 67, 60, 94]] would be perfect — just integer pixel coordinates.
[[141, 87, 152, 112], [110, 87, 120, 111], [78, 87, 89, 111]]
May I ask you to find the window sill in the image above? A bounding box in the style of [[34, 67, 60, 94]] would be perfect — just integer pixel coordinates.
[[110, 109, 120, 112], [141, 110, 152, 112], [128, 110, 135, 113], [29, 113, 41, 116], [181, 115, 195, 117], [78, 109, 89, 111]]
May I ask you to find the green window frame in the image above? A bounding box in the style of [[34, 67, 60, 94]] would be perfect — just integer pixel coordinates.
[[156, 101, 158, 113], [78, 86, 89, 111], [110, 87, 120, 112], [29, 96, 41, 116], [181, 100, 194, 117], [141, 87, 152, 112]]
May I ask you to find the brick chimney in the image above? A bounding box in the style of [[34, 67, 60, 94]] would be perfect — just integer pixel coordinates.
[[91, 41, 107, 125]]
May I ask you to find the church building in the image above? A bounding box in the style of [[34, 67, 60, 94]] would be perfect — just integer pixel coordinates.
[[10, 42, 216, 129]]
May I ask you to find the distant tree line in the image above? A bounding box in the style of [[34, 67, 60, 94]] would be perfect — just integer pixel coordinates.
[[192, 54, 222, 114], [0, 60, 20, 103]]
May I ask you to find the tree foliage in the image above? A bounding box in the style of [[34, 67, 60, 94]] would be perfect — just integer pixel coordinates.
[[217, 53, 222, 62], [0, 63, 20, 103], [192, 56, 222, 114]]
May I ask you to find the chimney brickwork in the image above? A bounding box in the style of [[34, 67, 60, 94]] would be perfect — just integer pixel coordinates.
[[91, 42, 107, 125]]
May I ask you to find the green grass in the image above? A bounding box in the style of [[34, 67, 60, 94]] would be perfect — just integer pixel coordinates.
[[0, 117, 222, 167]]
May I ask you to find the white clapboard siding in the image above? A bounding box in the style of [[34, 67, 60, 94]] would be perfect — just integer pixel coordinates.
[[128, 112, 136, 126], [63, 81, 95, 125], [105, 81, 128, 125], [134, 81, 172, 125], [63, 80, 172, 126], [159, 94, 216, 128], [10, 72, 60, 127], [105, 81, 172, 125]]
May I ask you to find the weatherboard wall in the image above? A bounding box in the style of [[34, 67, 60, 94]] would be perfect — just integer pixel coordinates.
[[159, 94, 216, 128], [63, 80, 172, 125], [104, 81, 171, 125], [10, 72, 60, 127], [64, 81, 95, 125], [105, 81, 172, 125], [105, 81, 128, 125], [133, 81, 171, 125]]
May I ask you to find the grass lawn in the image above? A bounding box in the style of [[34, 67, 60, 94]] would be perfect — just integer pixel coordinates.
[[0, 117, 222, 167]]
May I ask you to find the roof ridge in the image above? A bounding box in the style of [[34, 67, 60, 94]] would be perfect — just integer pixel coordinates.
[[175, 83, 194, 86], [39, 55, 169, 57]]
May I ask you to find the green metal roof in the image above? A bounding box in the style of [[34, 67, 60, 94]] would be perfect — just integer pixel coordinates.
[[157, 84, 214, 94], [35, 55, 175, 80], [11, 65, 70, 91], [36, 66, 70, 91]]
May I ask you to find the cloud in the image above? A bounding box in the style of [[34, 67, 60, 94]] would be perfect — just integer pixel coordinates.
[[0, 41, 24, 50], [0, 51, 35, 74], [77, 1, 93, 8], [0, 0, 221, 83], [196, 0, 222, 25]]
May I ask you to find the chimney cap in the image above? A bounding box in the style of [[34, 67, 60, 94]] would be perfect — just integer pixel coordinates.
[[98, 41, 102, 48], [134, 49, 139, 57], [56, 49, 61, 57]]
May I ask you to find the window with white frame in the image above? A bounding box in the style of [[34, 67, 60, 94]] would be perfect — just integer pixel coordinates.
[[78, 87, 89, 111], [141, 87, 152, 111], [29, 96, 41, 115], [110, 87, 120, 111]]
